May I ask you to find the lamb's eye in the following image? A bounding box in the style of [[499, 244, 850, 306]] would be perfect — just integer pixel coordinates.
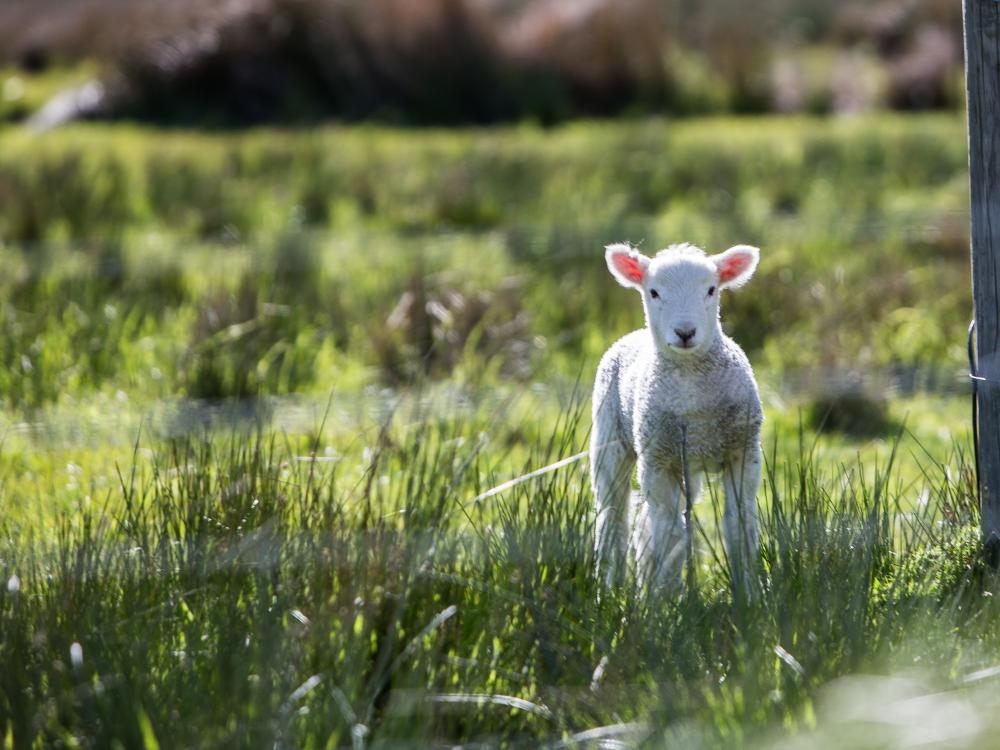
[[707, 286, 716, 297], [650, 289, 659, 299]]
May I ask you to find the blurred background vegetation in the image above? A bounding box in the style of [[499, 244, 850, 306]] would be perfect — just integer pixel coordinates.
[[0, 117, 972, 413], [0, 0, 966, 127]]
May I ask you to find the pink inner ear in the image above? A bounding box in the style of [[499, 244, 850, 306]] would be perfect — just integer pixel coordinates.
[[718, 252, 751, 283], [612, 253, 645, 283]]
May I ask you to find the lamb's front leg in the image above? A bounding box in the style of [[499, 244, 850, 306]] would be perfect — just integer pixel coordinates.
[[722, 441, 762, 593], [633, 459, 687, 592], [592, 434, 635, 589]]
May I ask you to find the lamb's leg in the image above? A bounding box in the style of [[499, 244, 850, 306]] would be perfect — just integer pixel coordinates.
[[591, 431, 634, 588], [634, 460, 687, 592], [722, 441, 762, 593]]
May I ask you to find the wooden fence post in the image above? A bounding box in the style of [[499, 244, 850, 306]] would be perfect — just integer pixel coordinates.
[[964, 0, 1000, 563]]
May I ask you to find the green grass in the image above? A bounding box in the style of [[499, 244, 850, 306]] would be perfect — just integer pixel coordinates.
[[0, 111, 987, 747], [0, 114, 973, 408], [0, 397, 993, 748]]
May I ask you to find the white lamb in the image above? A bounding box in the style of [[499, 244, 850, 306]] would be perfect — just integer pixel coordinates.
[[591, 242, 762, 591]]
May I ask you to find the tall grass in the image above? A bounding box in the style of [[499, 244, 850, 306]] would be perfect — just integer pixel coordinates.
[[0, 393, 992, 748]]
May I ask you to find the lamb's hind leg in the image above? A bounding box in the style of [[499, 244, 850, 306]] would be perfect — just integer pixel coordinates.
[[591, 428, 634, 588], [723, 441, 762, 594]]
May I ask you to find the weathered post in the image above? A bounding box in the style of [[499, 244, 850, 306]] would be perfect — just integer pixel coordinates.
[[964, 0, 1000, 562]]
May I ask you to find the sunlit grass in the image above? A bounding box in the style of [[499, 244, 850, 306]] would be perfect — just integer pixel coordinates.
[[0, 389, 992, 748], [0, 388, 971, 531], [0, 113, 974, 414]]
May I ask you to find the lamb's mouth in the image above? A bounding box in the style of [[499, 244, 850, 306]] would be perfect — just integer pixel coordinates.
[[669, 342, 699, 352]]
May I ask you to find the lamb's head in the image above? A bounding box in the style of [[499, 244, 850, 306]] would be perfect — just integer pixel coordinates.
[[605, 242, 759, 356]]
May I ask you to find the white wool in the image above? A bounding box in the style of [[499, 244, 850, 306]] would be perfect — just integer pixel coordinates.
[[592, 242, 763, 591]]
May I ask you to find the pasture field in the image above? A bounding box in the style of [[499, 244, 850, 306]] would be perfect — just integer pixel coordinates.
[[0, 113, 996, 747]]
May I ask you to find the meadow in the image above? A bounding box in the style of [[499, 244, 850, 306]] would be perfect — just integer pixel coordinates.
[[0, 112, 994, 748]]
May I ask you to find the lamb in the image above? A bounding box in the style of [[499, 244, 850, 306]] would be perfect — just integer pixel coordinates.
[[590, 242, 762, 592]]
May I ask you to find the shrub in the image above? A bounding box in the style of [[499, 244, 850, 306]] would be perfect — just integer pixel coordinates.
[[372, 274, 533, 385], [806, 375, 896, 438], [183, 275, 322, 400]]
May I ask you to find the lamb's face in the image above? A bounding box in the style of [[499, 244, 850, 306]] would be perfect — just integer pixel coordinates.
[[642, 254, 720, 354], [605, 242, 759, 357]]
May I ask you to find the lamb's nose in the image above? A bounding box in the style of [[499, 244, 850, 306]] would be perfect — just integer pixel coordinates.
[[675, 327, 696, 344]]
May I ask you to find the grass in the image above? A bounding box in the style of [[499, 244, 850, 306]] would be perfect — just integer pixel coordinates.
[[0, 110, 987, 746], [0, 395, 993, 748], [0, 114, 973, 408]]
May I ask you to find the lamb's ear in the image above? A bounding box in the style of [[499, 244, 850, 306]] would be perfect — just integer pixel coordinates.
[[605, 243, 650, 289], [712, 245, 759, 289]]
